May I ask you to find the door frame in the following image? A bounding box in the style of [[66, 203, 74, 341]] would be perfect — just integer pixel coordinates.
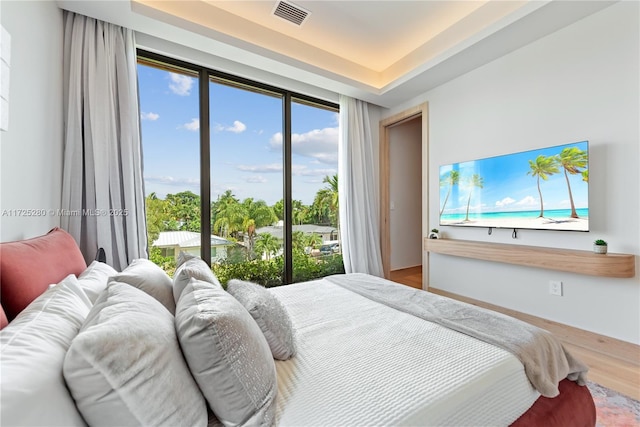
[[379, 103, 429, 288]]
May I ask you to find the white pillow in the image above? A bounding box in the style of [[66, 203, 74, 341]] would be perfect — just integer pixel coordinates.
[[63, 282, 207, 427], [175, 278, 277, 426], [173, 256, 222, 303], [77, 260, 118, 303], [1, 275, 90, 426], [227, 279, 297, 360], [110, 258, 175, 314]]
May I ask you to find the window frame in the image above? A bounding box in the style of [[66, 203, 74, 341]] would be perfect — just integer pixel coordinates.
[[137, 49, 339, 285]]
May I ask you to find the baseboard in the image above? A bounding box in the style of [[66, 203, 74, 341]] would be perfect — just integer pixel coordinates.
[[429, 287, 639, 367]]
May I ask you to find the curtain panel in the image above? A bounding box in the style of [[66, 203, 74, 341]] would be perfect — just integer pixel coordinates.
[[62, 12, 147, 270], [338, 95, 383, 277]]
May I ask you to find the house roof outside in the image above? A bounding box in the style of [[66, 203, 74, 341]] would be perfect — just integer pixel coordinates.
[[153, 231, 233, 248], [256, 224, 337, 240]]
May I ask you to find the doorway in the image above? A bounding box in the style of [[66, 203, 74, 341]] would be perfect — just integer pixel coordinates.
[[379, 103, 428, 289]]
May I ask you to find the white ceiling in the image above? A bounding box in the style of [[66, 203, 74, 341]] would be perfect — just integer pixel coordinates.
[[57, 0, 615, 107]]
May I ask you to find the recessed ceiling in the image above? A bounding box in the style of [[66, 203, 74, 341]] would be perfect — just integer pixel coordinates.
[[56, 0, 616, 107], [131, 0, 534, 87]]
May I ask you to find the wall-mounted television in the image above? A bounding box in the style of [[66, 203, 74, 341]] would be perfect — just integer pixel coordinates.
[[439, 141, 589, 232]]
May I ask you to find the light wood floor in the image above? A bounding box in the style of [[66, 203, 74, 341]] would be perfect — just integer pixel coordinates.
[[389, 265, 640, 401]]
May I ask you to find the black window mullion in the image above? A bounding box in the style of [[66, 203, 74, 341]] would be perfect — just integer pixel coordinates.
[[199, 70, 211, 265], [283, 93, 293, 285]]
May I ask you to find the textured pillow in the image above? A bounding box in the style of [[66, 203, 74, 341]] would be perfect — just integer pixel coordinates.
[[227, 279, 297, 360], [173, 256, 222, 303], [176, 250, 198, 267], [1, 275, 91, 426], [63, 282, 207, 427], [0, 227, 87, 320], [77, 260, 118, 304], [175, 278, 277, 426], [110, 258, 175, 314]]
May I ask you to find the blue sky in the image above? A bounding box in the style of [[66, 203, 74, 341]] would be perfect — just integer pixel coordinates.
[[137, 64, 338, 205], [439, 141, 589, 214]]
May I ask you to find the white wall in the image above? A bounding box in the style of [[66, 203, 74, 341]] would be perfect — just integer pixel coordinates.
[[0, 1, 64, 242], [385, 2, 640, 344], [389, 117, 422, 270]]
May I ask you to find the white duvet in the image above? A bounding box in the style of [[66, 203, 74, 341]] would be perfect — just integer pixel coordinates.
[[270, 279, 540, 426]]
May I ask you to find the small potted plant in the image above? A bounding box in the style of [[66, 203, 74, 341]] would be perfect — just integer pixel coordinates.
[[429, 228, 440, 239], [593, 239, 608, 254]]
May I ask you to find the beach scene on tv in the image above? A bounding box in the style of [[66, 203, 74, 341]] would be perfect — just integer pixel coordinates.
[[439, 141, 589, 231]]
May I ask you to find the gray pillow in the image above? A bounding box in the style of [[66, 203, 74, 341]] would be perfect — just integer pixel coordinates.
[[1, 275, 90, 426], [77, 260, 118, 303], [173, 256, 222, 303], [175, 278, 277, 426], [63, 282, 208, 427], [227, 279, 297, 360], [111, 258, 175, 314]]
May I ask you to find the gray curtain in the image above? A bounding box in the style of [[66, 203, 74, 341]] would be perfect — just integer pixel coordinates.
[[338, 95, 383, 276], [62, 11, 147, 271]]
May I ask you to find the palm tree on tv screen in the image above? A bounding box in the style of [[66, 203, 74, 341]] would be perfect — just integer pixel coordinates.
[[527, 155, 559, 218], [464, 174, 484, 222], [557, 147, 588, 218], [439, 170, 460, 217]]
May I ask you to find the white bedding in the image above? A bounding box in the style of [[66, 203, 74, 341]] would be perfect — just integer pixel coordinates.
[[270, 279, 540, 426]]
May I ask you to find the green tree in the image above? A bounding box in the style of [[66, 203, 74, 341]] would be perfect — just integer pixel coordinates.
[[464, 174, 484, 222], [527, 155, 560, 217], [165, 191, 201, 232], [557, 147, 588, 218], [213, 192, 243, 238], [310, 189, 332, 225], [254, 233, 281, 261], [241, 198, 278, 256], [303, 232, 322, 250], [311, 174, 339, 228], [272, 199, 284, 221], [439, 170, 460, 217]]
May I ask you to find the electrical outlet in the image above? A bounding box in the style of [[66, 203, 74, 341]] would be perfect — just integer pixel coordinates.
[[549, 280, 563, 296]]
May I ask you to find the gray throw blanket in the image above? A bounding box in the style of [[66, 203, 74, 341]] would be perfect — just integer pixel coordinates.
[[325, 273, 588, 398]]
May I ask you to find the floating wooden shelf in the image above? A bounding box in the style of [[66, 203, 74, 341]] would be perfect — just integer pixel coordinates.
[[424, 238, 636, 278]]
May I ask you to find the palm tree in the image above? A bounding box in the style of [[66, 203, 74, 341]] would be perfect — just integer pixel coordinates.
[[241, 198, 277, 256], [292, 231, 306, 253], [464, 174, 484, 221], [254, 233, 281, 261], [214, 194, 244, 238], [557, 147, 588, 218], [320, 174, 339, 228], [303, 233, 322, 251], [439, 170, 460, 217], [527, 155, 559, 217]]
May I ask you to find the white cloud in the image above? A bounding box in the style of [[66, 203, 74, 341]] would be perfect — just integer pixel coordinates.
[[141, 112, 159, 121], [228, 120, 246, 133], [495, 197, 516, 208], [516, 196, 538, 207], [245, 175, 267, 183], [270, 127, 338, 165], [169, 73, 194, 96], [214, 120, 247, 134], [181, 118, 200, 132], [145, 176, 200, 187], [235, 163, 336, 178], [293, 165, 337, 177], [236, 163, 282, 173]]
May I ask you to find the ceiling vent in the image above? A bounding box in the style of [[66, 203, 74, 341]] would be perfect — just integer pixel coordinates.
[[272, 0, 310, 27]]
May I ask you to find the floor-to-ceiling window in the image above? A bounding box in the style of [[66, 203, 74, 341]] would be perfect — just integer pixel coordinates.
[[137, 51, 342, 286]]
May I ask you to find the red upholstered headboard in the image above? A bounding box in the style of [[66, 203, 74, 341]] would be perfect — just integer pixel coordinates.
[[0, 227, 87, 325]]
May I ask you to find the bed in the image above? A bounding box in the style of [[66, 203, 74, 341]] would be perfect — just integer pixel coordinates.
[[0, 227, 596, 426]]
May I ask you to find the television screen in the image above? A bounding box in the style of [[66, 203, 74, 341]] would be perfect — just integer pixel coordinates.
[[439, 141, 589, 232]]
